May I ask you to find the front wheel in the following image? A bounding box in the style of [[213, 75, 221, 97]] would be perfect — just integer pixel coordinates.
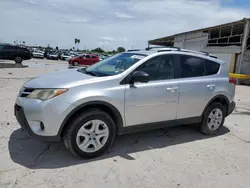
[[200, 103, 226, 135], [64, 109, 116, 158], [73, 61, 79, 66], [14, 56, 23, 64]]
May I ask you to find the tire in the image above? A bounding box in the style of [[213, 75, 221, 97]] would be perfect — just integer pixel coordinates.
[[14, 56, 23, 64], [200, 103, 226, 135], [73, 61, 79, 66], [63, 108, 116, 159]]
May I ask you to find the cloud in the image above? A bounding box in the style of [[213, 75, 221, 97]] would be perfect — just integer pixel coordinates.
[[115, 12, 133, 19], [100, 37, 115, 42], [0, 0, 249, 50]]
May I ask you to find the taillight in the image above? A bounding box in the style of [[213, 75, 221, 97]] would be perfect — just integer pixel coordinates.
[[229, 77, 237, 85]]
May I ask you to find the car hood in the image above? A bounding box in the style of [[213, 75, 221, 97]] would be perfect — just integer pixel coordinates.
[[24, 69, 100, 88]]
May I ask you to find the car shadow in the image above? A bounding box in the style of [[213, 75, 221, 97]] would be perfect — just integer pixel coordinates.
[[8, 125, 230, 169]]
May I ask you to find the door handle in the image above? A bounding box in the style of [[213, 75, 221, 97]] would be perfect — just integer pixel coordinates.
[[207, 84, 215, 89], [166, 86, 178, 92]]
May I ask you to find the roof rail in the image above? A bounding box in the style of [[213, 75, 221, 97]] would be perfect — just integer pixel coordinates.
[[181, 49, 217, 58], [145, 46, 170, 51], [157, 47, 181, 52], [181, 49, 208, 56], [156, 48, 218, 59], [127, 49, 141, 52]]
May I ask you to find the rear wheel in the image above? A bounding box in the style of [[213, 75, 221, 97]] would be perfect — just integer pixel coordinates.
[[14, 56, 23, 64], [200, 103, 226, 135], [63, 109, 116, 158]]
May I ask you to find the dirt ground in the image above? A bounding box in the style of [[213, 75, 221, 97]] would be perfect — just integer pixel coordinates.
[[0, 59, 250, 188]]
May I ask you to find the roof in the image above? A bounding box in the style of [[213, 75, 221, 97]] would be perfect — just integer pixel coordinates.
[[149, 18, 249, 45], [125, 47, 225, 63]]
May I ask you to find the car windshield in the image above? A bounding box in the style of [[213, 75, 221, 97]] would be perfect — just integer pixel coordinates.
[[83, 53, 147, 76]]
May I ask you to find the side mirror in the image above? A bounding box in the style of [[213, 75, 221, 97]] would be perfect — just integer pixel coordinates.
[[131, 71, 150, 83]]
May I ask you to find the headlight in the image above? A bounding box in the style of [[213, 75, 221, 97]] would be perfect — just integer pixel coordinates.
[[26, 89, 68, 101]]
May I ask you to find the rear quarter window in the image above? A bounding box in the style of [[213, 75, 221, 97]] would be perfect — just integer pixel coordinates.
[[180, 55, 220, 78], [205, 60, 220, 75]]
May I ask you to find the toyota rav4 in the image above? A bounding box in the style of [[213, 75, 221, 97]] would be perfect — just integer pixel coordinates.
[[14, 47, 236, 158]]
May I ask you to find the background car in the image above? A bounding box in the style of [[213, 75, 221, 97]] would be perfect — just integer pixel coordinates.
[[61, 53, 74, 60], [46, 52, 59, 60], [0, 43, 32, 63], [32, 50, 44, 59], [68, 54, 99, 66]]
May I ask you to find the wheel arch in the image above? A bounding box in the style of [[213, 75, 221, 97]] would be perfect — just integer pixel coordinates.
[[202, 95, 230, 117], [58, 101, 124, 138]]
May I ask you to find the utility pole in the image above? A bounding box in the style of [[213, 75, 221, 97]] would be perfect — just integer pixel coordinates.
[[237, 19, 250, 74]]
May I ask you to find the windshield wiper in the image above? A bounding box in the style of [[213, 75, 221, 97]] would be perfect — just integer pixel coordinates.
[[77, 68, 97, 76], [85, 70, 97, 76]]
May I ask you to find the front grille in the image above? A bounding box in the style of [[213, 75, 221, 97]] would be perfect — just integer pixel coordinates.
[[20, 88, 35, 97]]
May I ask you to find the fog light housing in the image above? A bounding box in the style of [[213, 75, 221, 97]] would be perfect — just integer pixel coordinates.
[[40, 122, 45, 130], [28, 120, 45, 132]]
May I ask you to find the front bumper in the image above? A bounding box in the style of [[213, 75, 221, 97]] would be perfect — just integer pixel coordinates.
[[228, 101, 236, 116], [14, 104, 60, 142]]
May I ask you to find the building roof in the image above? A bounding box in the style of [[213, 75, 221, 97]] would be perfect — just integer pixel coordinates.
[[149, 18, 249, 45]]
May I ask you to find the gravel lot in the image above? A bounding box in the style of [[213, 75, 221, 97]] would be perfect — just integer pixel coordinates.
[[0, 59, 250, 188]]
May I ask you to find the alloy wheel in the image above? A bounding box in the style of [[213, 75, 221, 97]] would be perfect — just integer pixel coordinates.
[[76, 120, 109, 153]]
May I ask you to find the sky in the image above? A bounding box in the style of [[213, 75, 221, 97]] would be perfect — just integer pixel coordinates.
[[0, 0, 249, 51]]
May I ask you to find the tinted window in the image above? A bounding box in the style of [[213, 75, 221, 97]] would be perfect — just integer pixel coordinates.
[[180, 55, 206, 78], [91, 55, 96, 59], [158, 55, 174, 80], [0, 45, 5, 50], [136, 56, 162, 81], [205, 60, 220, 75], [86, 55, 90, 58], [4, 45, 14, 50]]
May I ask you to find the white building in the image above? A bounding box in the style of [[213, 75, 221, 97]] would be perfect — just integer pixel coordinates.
[[148, 18, 250, 75]]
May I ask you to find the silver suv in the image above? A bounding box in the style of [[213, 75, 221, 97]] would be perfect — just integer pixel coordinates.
[[15, 47, 236, 158]]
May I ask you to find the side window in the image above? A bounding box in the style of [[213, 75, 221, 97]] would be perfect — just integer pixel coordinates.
[[4, 45, 13, 50], [135, 56, 162, 81], [205, 60, 220, 75], [86, 55, 91, 58], [157, 55, 174, 80], [180, 55, 205, 78], [91, 55, 96, 59]]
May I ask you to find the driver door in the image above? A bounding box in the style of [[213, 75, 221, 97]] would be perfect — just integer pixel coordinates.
[[125, 55, 179, 126]]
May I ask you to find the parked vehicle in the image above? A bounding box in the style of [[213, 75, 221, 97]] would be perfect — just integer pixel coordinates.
[[32, 50, 44, 59], [0, 43, 32, 63], [15, 47, 236, 158], [61, 53, 74, 60], [68, 54, 99, 66], [47, 52, 59, 60]]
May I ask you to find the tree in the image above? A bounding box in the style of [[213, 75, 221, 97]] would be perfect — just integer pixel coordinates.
[[74, 38, 80, 50], [117, 47, 126, 53], [93, 47, 104, 53]]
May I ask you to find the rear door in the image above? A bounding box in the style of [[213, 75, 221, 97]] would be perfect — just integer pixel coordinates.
[[175, 55, 220, 119]]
